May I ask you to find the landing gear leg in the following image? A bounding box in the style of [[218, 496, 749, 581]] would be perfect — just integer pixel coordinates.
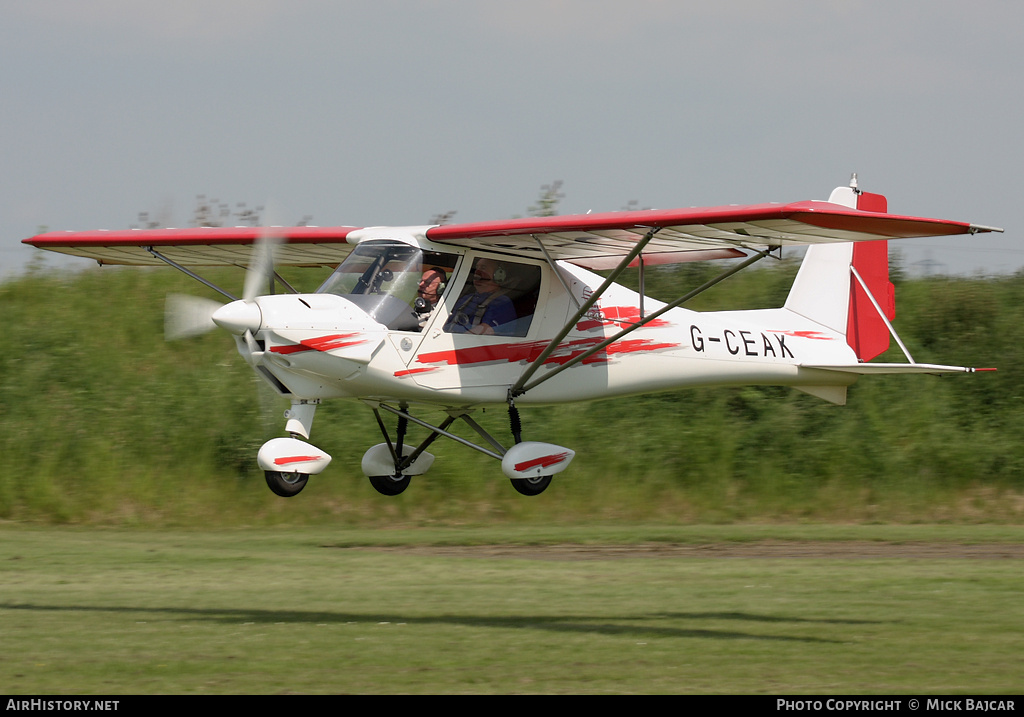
[[368, 407, 413, 496], [508, 395, 522, 445], [505, 396, 551, 495], [284, 399, 319, 439], [364, 407, 449, 496]]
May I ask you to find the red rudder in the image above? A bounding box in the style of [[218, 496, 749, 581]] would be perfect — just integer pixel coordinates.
[[847, 191, 895, 361]]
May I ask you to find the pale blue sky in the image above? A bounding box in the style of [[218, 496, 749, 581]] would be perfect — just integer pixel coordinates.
[[2, 0, 1020, 278]]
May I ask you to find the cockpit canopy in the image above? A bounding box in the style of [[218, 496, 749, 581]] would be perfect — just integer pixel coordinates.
[[317, 241, 460, 331]]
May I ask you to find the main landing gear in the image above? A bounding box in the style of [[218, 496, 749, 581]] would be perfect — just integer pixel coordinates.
[[363, 401, 575, 497]]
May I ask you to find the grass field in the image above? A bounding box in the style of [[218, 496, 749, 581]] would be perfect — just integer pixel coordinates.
[[1, 524, 1021, 695]]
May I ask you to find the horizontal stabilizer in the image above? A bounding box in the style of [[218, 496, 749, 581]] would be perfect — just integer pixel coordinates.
[[801, 363, 993, 376]]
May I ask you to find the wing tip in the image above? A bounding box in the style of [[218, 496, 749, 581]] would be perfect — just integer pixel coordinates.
[[968, 224, 1004, 234]]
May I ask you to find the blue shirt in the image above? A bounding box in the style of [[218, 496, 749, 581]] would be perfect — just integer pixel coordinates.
[[445, 291, 517, 334]]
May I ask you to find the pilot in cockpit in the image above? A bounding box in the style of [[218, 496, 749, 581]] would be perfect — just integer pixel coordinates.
[[414, 268, 447, 327]]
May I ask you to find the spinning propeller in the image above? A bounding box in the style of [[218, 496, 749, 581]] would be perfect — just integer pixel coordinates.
[[164, 222, 284, 345], [164, 294, 222, 340], [163, 222, 290, 437]]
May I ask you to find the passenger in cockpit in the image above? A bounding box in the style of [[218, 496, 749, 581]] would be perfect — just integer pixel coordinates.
[[444, 258, 517, 336]]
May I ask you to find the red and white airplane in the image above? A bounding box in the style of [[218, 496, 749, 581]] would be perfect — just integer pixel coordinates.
[[25, 177, 1001, 497]]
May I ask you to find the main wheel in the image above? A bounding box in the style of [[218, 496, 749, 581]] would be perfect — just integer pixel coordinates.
[[369, 474, 411, 496], [510, 475, 551, 496], [265, 470, 309, 497]]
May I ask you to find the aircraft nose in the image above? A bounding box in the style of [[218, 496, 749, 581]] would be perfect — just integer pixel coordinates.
[[212, 300, 262, 335]]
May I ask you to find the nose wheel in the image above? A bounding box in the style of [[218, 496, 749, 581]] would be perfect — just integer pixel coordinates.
[[258, 436, 330, 498]]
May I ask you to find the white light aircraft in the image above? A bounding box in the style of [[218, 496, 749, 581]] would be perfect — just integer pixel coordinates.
[[25, 177, 1002, 497]]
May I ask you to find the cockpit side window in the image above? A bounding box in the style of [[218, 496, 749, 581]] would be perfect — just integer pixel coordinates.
[[444, 257, 541, 337]]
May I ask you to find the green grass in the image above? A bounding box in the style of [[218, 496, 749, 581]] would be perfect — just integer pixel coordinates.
[[1, 525, 1021, 694]]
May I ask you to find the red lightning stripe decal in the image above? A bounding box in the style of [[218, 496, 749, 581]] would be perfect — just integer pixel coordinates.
[[769, 330, 834, 341], [417, 340, 549, 366], [274, 455, 322, 466], [514, 452, 571, 472], [415, 337, 678, 369], [394, 367, 438, 378], [270, 333, 366, 354], [581, 338, 678, 364], [576, 305, 671, 332]]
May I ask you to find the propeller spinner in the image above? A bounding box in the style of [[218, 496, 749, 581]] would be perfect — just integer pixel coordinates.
[[211, 300, 262, 335]]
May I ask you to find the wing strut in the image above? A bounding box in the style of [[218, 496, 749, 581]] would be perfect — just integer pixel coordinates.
[[533, 235, 582, 310], [145, 246, 239, 301], [511, 247, 773, 397], [145, 245, 299, 300], [510, 227, 663, 396]]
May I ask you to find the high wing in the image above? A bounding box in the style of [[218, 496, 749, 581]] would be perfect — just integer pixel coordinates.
[[22, 226, 362, 267], [427, 200, 1002, 269], [24, 199, 1002, 270]]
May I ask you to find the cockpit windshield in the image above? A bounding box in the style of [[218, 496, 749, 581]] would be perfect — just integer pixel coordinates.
[[317, 241, 459, 332]]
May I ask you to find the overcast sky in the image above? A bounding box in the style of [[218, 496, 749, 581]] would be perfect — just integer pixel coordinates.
[[2, 0, 1020, 279]]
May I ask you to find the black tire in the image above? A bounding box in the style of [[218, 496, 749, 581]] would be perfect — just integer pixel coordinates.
[[510, 475, 551, 496], [265, 470, 309, 497], [369, 474, 411, 496]]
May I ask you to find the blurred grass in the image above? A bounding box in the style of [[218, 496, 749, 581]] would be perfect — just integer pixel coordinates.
[[1, 255, 1022, 526], [1, 525, 1021, 694]]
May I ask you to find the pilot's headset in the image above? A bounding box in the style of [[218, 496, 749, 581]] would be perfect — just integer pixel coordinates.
[[476, 260, 508, 288], [423, 267, 447, 293], [414, 268, 447, 313]]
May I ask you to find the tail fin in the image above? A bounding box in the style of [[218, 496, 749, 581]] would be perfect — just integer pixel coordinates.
[[784, 185, 894, 362]]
